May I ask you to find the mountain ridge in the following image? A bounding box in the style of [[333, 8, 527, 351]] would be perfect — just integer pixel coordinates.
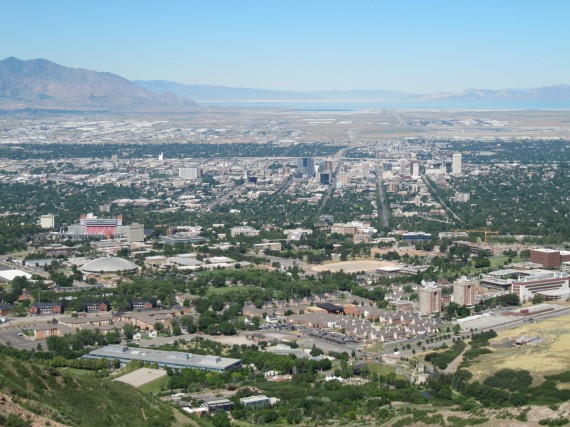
[[134, 79, 413, 101], [418, 84, 570, 101], [136, 79, 570, 103], [1, 57, 569, 108], [0, 57, 198, 111]]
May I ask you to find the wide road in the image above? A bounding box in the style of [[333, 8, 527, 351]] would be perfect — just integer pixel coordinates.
[[421, 172, 463, 224], [375, 166, 390, 229], [318, 159, 343, 211], [272, 174, 294, 199], [199, 182, 245, 213]]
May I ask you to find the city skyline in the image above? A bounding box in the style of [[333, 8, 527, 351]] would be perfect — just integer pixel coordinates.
[[1, 0, 569, 93]]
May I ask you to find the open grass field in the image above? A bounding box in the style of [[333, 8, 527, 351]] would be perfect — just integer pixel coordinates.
[[138, 374, 170, 393], [467, 313, 570, 383], [206, 286, 247, 296], [60, 367, 95, 377], [361, 362, 399, 377]]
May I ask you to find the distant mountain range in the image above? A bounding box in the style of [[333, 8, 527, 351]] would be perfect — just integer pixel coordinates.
[[134, 80, 412, 101], [138, 80, 570, 103], [417, 85, 570, 102], [1, 57, 569, 111], [0, 57, 198, 111]]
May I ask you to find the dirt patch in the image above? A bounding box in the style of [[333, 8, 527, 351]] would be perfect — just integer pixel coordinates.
[[310, 259, 398, 273], [0, 393, 67, 427]]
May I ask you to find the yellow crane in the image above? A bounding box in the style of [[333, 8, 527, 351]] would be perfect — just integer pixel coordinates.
[[455, 229, 499, 243]]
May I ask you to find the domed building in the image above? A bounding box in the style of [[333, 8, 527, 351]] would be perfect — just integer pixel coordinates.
[[81, 256, 138, 274]]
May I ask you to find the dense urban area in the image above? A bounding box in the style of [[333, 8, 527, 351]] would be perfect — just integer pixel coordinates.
[[1, 108, 570, 427]]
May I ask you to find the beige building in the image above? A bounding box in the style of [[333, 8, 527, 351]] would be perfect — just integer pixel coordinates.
[[418, 286, 442, 316], [39, 214, 55, 229], [453, 279, 476, 306], [230, 226, 259, 237]]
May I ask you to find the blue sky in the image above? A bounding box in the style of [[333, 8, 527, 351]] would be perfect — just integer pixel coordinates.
[[1, 0, 569, 93]]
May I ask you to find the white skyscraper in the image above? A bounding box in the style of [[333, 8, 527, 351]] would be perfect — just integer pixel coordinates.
[[452, 153, 462, 175], [412, 162, 420, 178]]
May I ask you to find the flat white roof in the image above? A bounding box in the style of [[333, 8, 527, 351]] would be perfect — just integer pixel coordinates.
[[537, 289, 570, 296], [377, 266, 402, 272], [85, 345, 241, 371], [0, 269, 32, 281]]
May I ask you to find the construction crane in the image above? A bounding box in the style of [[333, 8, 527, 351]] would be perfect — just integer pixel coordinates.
[[455, 229, 499, 243]]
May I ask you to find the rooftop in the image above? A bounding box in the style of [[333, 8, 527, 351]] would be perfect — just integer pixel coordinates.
[[81, 257, 138, 273], [85, 345, 241, 371]]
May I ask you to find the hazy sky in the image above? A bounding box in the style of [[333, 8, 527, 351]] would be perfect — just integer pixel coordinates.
[[2, 0, 569, 93]]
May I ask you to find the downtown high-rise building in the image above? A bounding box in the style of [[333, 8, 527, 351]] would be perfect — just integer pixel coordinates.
[[452, 153, 462, 175], [412, 161, 420, 178], [399, 158, 407, 175], [297, 157, 315, 177]]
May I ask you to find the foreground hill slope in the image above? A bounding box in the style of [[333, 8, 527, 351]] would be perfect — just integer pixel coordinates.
[[0, 352, 176, 427]]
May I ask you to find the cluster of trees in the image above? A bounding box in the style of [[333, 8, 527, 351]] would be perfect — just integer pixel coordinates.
[[0, 142, 345, 161], [476, 293, 520, 310], [450, 161, 570, 239], [46, 329, 121, 358], [40, 355, 119, 371], [424, 340, 467, 370], [0, 217, 40, 255], [321, 189, 377, 224]]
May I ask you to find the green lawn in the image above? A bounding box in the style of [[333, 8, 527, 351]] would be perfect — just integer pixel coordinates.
[[206, 286, 248, 296], [366, 342, 385, 353], [59, 367, 95, 377], [138, 375, 170, 393], [461, 255, 521, 275], [361, 362, 398, 376]]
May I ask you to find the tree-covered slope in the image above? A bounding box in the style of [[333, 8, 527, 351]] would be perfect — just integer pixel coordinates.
[[0, 352, 176, 427]]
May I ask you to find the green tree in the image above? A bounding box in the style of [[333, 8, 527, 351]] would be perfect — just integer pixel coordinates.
[[211, 411, 231, 427]]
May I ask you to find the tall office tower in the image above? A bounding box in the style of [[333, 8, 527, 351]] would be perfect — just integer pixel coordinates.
[[158, 153, 164, 161], [419, 285, 442, 315], [412, 161, 420, 178], [453, 279, 475, 306], [297, 158, 315, 177], [452, 153, 462, 175], [323, 159, 333, 171], [400, 158, 407, 175], [320, 172, 331, 185]]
